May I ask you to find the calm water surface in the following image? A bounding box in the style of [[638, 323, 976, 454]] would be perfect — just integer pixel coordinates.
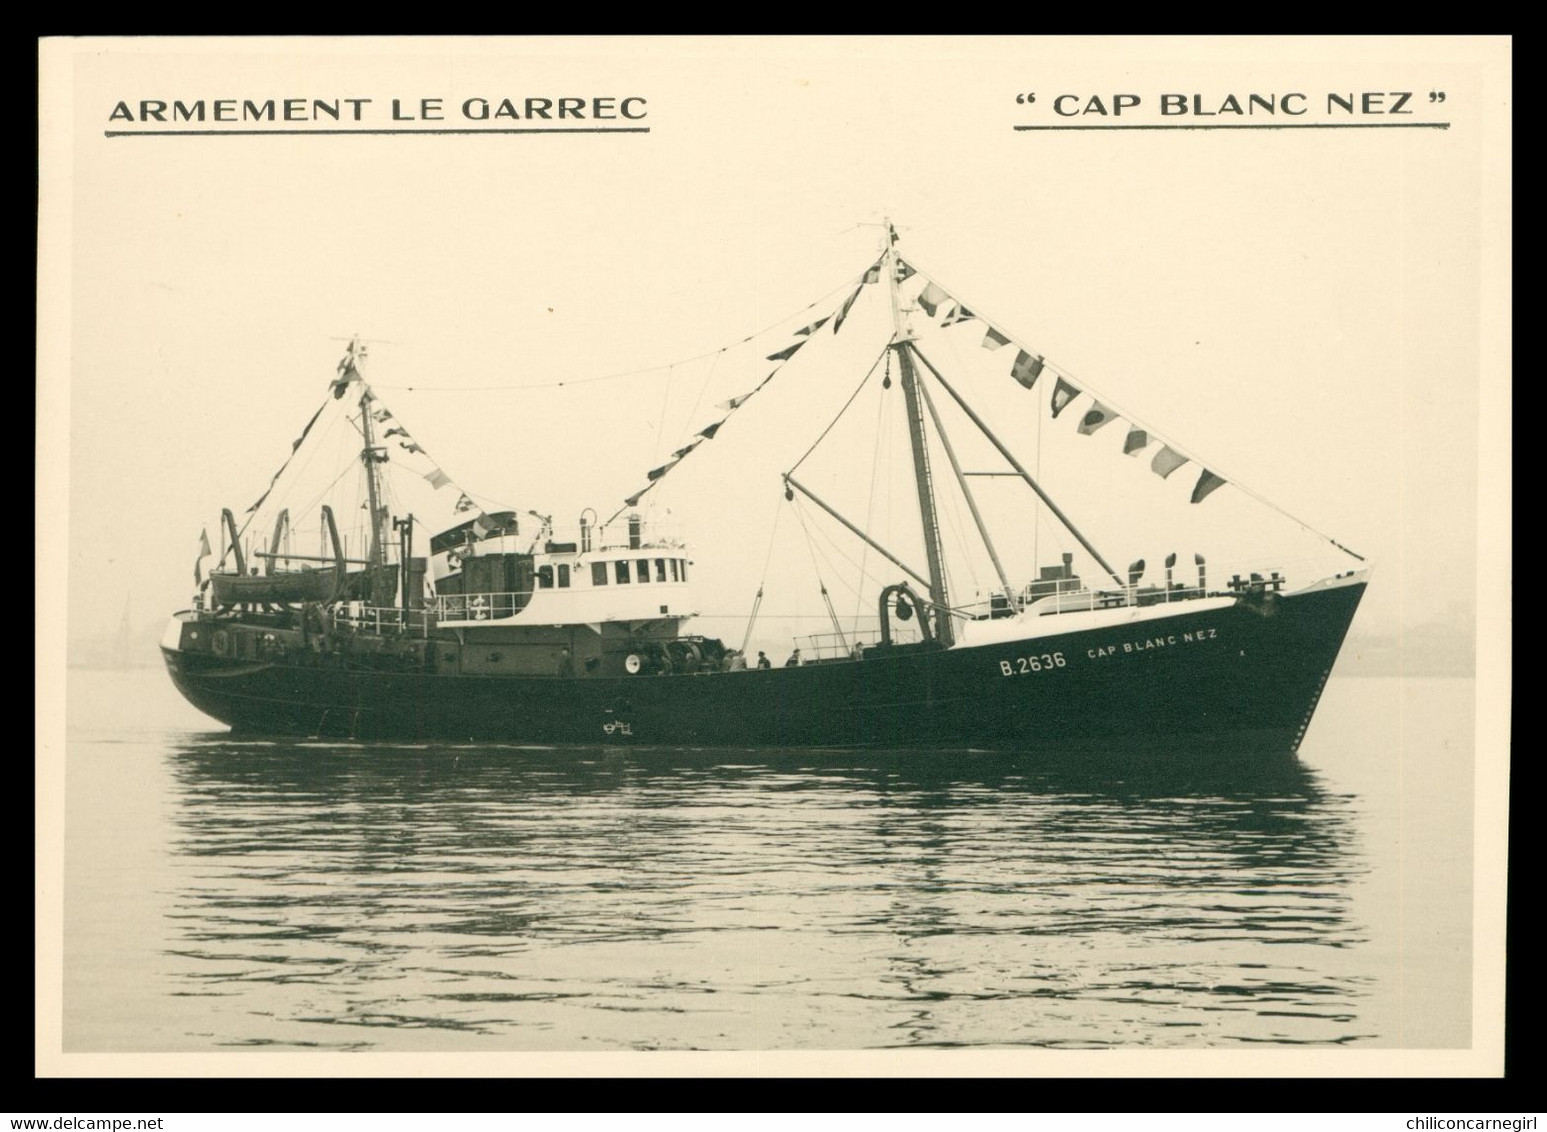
[[60, 669, 1473, 1052]]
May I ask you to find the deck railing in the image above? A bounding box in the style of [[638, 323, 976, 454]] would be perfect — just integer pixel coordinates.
[[947, 563, 1302, 621], [796, 627, 921, 661], [431, 591, 531, 621], [330, 604, 433, 637], [518, 520, 689, 555]]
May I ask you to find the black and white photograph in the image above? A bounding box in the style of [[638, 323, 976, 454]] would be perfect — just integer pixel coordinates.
[[37, 35, 1510, 1076]]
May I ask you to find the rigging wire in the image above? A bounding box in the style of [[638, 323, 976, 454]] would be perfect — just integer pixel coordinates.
[[786, 344, 891, 478], [789, 500, 848, 649], [224, 405, 353, 568], [801, 494, 903, 604], [852, 351, 891, 630], [291, 459, 367, 542], [652, 363, 676, 465], [230, 399, 348, 546], [936, 310, 1062, 582], [801, 500, 886, 603], [853, 385, 891, 624], [802, 497, 993, 620], [682, 348, 722, 450], [370, 267, 870, 394], [1035, 348, 1043, 571], [902, 249, 1364, 560], [914, 334, 981, 596], [933, 327, 1025, 598], [790, 498, 852, 607], [860, 364, 897, 627], [739, 492, 787, 655], [801, 514, 862, 602], [936, 459, 978, 598]]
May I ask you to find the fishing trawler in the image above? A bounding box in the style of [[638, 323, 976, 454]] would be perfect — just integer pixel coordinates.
[[161, 226, 1369, 755]]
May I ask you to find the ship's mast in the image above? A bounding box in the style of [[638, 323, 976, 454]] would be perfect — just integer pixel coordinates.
[[885, 221, 953, 647], [349, 338, 389, 571]]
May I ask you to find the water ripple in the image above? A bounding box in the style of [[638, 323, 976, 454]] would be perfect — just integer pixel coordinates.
[[131, 740, 1374, 1049]]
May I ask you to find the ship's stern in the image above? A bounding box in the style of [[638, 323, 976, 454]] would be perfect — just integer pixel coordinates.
[[159, 611, 240, 728]]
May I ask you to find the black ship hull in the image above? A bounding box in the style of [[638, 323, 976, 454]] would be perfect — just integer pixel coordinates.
[[162, 579, 1366, 758]]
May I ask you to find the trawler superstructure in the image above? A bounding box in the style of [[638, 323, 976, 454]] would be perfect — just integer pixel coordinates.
[[162, 226, 1369, 754]]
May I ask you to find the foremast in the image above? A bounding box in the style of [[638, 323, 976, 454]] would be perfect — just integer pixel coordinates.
[[885, 222, 954, 647], [340, 337, 391, 600]]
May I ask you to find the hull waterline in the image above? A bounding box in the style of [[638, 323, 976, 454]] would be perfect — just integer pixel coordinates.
[[163, 579, 1365, 757]]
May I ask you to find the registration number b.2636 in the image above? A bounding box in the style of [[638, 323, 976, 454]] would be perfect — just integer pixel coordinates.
[[999, 652, 1067, 676]]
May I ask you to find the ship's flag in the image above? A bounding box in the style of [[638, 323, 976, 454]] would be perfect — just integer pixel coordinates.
[[697, 420, 725, 440], [624, 484, 654, 508], [767, 341, 806, 362], [863, 262, 882, 284], [1050, 377, 1081, 418], [917, 282, 951, 317], [941, 305, 976, 327], [1151, 446, 1189, 479], [895, 260, 916, 282], [400, 441, 425, 454], [331, 350, 361, 399], [373, 408, 393, 422], [424, 467, 451, 490], [795, 316, 830, 337], [455, 493, 476, 513], [1011, 350, 1045, 389], [1123, 426, 1149, 455], [672, 439, 702, 460], [1190, 469, 1227, 503], [834, 284, 864, 332], [982, 327, 1011, 351], [647, 458, 681, 482], [1077, 401, 1118, 435], [194, 527, 211, 584], [385, 426, 409, 438], [718, 393, 752, 411]]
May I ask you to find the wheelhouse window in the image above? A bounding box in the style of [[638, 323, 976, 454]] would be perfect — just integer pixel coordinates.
[[670, 559, 680, 582], [558, 564, 571, 588], [681, 560, 689, 581], [615, 560, 630, 584], [537, 565, 554, 589], [654, 558, 666, 582], [591, 562, 608, 586], [636, 558, 650, 583]]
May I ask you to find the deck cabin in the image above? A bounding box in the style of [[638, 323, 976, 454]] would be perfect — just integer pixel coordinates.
[[413, 511, 706, 677]]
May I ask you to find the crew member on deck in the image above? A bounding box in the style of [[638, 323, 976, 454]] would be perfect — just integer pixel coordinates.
[[786, 648, 801, 667], [756, 651, 771, 670], [558, 648, 574, 677]]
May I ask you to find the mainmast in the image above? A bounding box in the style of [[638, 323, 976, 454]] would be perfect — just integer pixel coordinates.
[[885, 222, 953, 647]]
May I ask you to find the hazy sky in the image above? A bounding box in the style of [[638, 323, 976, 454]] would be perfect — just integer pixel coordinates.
[[45, 38, 1507, 655]]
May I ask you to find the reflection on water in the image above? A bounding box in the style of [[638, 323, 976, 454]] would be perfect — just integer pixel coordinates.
[[146, 739, 1370, 1050]]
